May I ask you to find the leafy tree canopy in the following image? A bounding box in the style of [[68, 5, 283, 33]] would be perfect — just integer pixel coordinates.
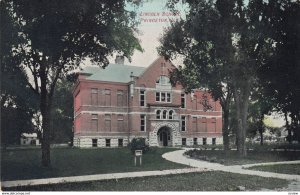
[[1, 0, 142, 166]]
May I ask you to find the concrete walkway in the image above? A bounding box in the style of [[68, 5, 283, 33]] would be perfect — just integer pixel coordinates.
[[162, 149, 300, 181], [162, 149, 300, 191], [1, 168, 209, 188]]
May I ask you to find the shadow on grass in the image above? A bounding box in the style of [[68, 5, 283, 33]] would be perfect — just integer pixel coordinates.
[[1, 147, 187, 181], [184, 149, 300, 165]]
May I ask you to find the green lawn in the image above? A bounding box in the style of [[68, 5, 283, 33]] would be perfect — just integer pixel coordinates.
[[1, 147, 187, 181], [248, 164, 300, 175], [184, 149, 300, 165], [3, 171, 289, 191]]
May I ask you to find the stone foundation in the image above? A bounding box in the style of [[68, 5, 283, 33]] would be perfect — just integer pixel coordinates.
[[73, 135, 223, 148], [73, 136, 129, 148]]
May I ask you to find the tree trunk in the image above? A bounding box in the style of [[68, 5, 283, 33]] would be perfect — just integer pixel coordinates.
[[259, 114, 264, 146], [223, 107, 230, 152], [233, 79, 251, 157], [40, 66, 51, 167], [284, 111, 291, 143], [259, 129, 263, 145], [41, 105, 51, 167]]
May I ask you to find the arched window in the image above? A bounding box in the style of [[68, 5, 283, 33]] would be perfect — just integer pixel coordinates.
[[169, 110, 174, 119], [156, 110, 161, 119], [156, 76, 171, 85], [162, 110, 167, 119]]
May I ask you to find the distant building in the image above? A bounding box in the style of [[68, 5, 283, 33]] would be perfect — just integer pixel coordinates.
[[73, 57, 223, 147], [20, 133, 40, 145]]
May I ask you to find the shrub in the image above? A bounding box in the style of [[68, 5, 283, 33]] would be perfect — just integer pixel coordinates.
[[128, 137, 150, 154]]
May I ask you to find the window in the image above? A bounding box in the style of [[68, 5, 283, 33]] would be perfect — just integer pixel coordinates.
[[161, 63, 166, 74], [105, 89, 111, 106], [118, 139, 123, 147], [105, 139, 111, 147], [156, 92, 160, 101], [155, 92, 171, 103], [181, 116, 186, 131], [91, 88, 98, 105], [140, 115, 146, 131], [203, 138, 207, 145], [117, 90, 123, 107], [168, 110, 174, 119], [212, 117, 217, 132], [181, 93, 185, 108], [92, 139, 97, 147], [162, 110, 167, 119], [193, 138, 198, 145], [161, 93, 166, 101], [192, 97, 197, 110], [167, 93, 171, 102], [117, 115, 124, 132], [192, 117, 197, 131], [182, 138, 186, 146], [105, 114, 111, 131], [91, 114, 98, 131], [212, 138, 216, 145], [156, 110, 161, 119], [140, 90, 145, 106]]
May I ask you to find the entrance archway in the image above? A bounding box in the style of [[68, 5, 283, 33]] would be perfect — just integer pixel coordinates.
[[157, 126, 171, 146], [149, 121, 181, 146]]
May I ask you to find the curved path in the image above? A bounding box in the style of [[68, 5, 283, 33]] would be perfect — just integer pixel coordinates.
[[162, 149, 300, 182]]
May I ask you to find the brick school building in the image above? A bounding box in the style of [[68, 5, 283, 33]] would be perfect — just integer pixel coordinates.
[[73, 57, 222, 147]]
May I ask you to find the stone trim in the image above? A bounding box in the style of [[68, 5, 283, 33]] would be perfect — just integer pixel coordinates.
[[149, 121, 181, 146]]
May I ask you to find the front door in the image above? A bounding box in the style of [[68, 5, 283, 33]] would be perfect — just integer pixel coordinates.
[[162, 131, 168, 146], [158, 127, 170, 146]]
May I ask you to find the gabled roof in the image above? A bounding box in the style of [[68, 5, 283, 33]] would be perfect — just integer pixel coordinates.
[[21, 133, 38, 138], [81, 64, 146, 83]]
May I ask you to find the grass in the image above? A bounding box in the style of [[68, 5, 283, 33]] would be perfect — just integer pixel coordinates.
[[184, 149, 300, 165], [186, 143, 300, 151], [248, 164, 300, 175], [3, 171, 289, 191], [1, 147, 187, 181]]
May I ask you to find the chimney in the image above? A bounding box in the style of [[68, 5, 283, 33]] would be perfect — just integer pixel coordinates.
[[115, 55, 125, 65]]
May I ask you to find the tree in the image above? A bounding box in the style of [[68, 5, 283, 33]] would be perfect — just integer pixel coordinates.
[[159, 14, 233, 151], [3, 0, 142, 166], [160, 0, 281, 156], [258, 1, 300, 143], [247, 85, 273, 145], [1, 0, 39, 147]]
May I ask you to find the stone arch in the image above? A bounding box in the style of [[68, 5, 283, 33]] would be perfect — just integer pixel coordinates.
[[149, 121, 181, 146]]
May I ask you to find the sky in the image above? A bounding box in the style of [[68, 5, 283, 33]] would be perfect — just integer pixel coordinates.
[[118, 0, 187, 67]]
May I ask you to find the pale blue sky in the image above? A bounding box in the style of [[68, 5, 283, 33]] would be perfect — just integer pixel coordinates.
[[121, 0, 187, 67]]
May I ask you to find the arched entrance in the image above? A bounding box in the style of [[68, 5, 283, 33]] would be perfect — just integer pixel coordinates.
[[157, 126, 171, 146], [149, 121, 181, 146]]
